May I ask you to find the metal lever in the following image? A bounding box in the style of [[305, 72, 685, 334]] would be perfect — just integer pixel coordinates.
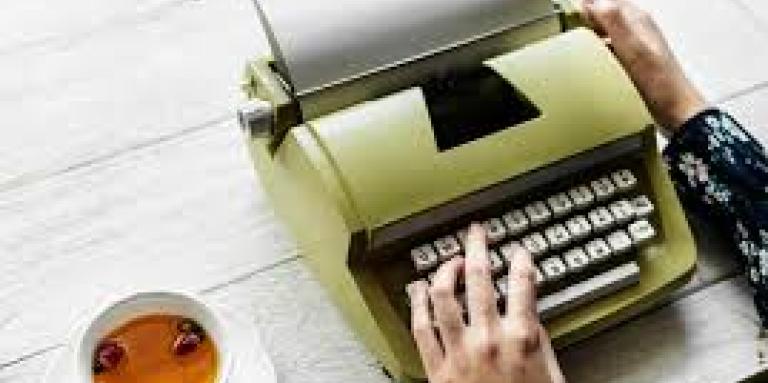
[[237, 99, 274, 137]]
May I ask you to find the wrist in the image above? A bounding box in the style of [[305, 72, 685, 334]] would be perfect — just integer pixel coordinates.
[[663, 85, 707, 132]]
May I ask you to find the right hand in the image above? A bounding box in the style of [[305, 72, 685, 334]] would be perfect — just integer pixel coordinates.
[[408, 225, 565, 383], [583, 0, 707, 131]]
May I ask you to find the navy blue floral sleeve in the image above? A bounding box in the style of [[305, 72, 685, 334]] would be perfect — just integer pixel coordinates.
[[663, 108, 768, 324]]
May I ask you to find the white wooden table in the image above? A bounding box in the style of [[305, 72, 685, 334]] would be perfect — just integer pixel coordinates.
[[1, 0, 768, 382]]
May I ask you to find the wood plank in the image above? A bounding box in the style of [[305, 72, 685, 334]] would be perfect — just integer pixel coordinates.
[[738, 0, 768, 30], [0, 0, 268, 187], [0, 119, 297, 363], [635, 0, 768, 102], [0, 0, 189, 54], [723, 85, 768, 145], [0, 349, 49, 383], [6, 264, 766, 383], [0, 260, 390, 383], [560, 276, 767, 383]]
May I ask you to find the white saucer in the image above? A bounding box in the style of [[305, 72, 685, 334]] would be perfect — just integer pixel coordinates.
[[42, 307, 276, 383]]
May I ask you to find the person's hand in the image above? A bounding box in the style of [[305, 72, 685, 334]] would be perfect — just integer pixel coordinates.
[[583, 0, 707, 131], [407, 224, 565, 383]]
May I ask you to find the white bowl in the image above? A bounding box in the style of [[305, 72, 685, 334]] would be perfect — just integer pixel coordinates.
[[73, 291, 232, 383]]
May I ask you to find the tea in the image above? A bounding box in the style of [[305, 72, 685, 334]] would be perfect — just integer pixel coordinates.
[[93, 314, 218, 383]]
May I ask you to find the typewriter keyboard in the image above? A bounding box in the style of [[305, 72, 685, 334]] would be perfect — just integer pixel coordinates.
[[406, 169, 655, 320]]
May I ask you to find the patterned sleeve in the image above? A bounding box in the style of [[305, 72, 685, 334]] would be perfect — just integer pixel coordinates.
[[663, 108, 768, 325]]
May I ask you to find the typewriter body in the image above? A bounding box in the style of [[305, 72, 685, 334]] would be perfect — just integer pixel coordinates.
[[237, 0, 696, 381]]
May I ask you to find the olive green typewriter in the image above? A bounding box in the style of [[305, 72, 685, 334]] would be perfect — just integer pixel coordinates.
[[236, 0, 697, 381]]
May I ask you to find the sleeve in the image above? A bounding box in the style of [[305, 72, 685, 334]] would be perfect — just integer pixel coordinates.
[[663, 108, 768, 325]]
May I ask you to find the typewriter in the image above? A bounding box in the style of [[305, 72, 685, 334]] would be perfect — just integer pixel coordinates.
[[237, 0, 697, 381]]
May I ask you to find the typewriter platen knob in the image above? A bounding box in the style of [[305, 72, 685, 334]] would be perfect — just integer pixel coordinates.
[[237, 99, 274, 137]]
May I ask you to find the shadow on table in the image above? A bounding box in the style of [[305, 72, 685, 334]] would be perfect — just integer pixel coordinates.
[[558, 209, 747, 382]]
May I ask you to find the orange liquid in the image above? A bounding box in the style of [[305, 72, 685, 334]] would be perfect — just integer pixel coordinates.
[[93, 315, 218, 383]]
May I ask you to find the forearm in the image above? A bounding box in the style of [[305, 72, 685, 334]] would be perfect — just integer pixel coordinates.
[[663, 108, 768, 322]]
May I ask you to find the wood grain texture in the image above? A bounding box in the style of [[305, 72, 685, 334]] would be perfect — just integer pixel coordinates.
[[0, 260, 390, 383], [723, 85, 768, 145], [0, 0, 268, 188], [0, 119, 298, 363], [560, 277, 768, 383], [634, 0, 768, 102], [737, 0, 768, 32]]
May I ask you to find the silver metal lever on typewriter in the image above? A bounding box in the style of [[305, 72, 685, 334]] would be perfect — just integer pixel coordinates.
[[237, 99, 274, 137]]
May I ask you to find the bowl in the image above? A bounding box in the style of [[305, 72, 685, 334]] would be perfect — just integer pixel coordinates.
[[73, 291, 232, 383]]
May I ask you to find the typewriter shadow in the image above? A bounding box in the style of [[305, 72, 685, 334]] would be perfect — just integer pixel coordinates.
[[557, 295, 690, 382], [558, 211, 749, 382]]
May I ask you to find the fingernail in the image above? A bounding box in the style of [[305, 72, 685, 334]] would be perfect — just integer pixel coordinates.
[[406, 281, 421, 298], [510, 244, 531, 265]]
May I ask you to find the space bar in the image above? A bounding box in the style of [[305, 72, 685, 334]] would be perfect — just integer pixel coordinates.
[[537, 262, 641, 320]]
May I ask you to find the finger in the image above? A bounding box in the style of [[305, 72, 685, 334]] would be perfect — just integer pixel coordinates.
[[429, 258, 466, 351], [407, 280, 443, 373], [464, 224, 500, 326], [581, 0, 602, 33], [538, 326, 566, 383], [505, 244, 538, 322], [584, 0, 627, 36]]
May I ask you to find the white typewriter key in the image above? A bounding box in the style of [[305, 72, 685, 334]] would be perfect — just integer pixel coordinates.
[[541, 256, 568, 281], [568, 185, 595, 209], [483, 218, 508, 244], [629, 219, 657, 245], [410, 245, 439, 272], [632, 195, 655, 217], [488, 249, 505, 275], [499, 241, 522, 264], [565, 215, 592, 241], [522, 233, 549, 259], [606, 230, 633, 255], [588, 207, 615, 232], [502, 210, 529, 236], [547, 193, 574, 218], [525, 201, 552, 226], [544, 224, 571, 250], [564, 247, 590, 272], [591, 177, 617, 201], [611, 169, 638, 192], [434, 236, 462, 261], [585, 238, 613, 262], [609, 199, 635, 225]]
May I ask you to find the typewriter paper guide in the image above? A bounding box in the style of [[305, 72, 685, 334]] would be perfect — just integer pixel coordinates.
[[255, 0, 556, 95], [308, 29, 654, 230]]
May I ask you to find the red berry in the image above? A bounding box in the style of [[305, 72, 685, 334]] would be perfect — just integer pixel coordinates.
[[177, 318, 205, 339], [173, 332, 202, 356], [93, 340, 125, 373]]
